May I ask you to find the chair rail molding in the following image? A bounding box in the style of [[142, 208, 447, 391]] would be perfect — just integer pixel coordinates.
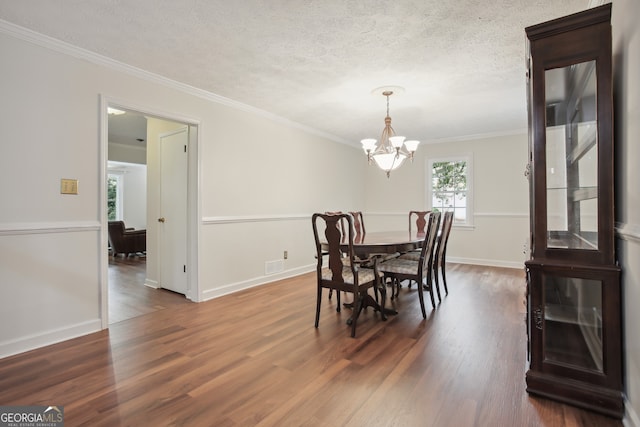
[[203, 214, 310, 225], [616, 221, 640, 244], [0, 221, 100, 236], [366, 211, 528, 218]]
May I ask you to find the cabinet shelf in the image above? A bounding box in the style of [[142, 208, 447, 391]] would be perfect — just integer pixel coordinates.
[[545, 303, 578, 323], [547, 231, 597, 250], [547, 186, 597, 201], [567, 122, 597, 164]]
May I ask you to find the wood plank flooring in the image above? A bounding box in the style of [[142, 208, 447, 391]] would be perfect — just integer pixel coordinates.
[[108, 255, 190, 323], [0, 264, 623, 426]]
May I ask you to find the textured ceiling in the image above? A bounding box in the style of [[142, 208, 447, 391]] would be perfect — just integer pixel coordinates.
[[0, 0, 589, 146]]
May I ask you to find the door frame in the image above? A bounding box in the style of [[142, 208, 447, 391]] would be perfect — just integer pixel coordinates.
[[99, 95, 201, 329]]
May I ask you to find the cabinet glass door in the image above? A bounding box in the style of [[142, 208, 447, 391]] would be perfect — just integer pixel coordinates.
[[543, 275, 603, 373], [545, 60, 598, 250]]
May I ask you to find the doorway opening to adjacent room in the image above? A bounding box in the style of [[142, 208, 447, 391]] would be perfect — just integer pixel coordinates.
[[102, 98, 200, 327]]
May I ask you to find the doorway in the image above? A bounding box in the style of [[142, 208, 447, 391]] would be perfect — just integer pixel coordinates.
[[102, 98, 200, 327]]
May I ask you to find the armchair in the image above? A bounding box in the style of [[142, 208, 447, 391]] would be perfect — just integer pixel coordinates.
[[108, 221, 146, 257]]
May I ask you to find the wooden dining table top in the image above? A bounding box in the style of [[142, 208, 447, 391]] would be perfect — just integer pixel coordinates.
[[322, 230, 426, 257]]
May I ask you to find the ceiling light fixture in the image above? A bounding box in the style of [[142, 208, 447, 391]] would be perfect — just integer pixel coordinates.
[[107, 107, 126, 115], [361, 89, 419, 178]]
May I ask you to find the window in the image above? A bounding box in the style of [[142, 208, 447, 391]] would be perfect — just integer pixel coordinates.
[[107, 173, 123, 221], [427, 155, 473, 226]]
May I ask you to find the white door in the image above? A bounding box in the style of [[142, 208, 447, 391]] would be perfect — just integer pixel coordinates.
[[159, 127, 188, 294]]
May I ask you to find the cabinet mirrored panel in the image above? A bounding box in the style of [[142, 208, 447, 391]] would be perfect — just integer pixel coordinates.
[[545, 61, 598, 250]]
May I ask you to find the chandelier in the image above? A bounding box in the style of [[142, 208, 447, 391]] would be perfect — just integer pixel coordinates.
[[361, 89, 419, 178]]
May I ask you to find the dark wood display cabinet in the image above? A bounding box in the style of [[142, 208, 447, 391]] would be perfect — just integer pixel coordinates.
[[524, 4, 623, 418]]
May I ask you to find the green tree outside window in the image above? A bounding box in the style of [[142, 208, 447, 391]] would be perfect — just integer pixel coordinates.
[[431, 160, 467, 222], [107, 176, 118, 221]]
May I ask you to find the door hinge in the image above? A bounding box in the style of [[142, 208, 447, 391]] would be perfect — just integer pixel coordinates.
[[183, 265, 186, 273], [184, 145, 187, 153]]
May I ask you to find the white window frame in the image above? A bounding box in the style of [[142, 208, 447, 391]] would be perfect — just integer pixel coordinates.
[[426, 154, 474, 227]]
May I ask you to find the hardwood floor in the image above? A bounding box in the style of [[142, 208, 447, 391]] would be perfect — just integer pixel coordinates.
[[0, 264, 623, 426], [108, 255, 190, 324]]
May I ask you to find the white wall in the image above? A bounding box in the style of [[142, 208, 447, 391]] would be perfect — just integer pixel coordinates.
[[121, 165, 147, 230], [108, 142, 147, 165], [363, 132, 530, 268], [0, 27, 365, 357], [612, 0, 640, 425]]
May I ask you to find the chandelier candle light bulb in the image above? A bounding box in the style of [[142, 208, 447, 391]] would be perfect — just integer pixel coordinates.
[[361, 89, 419, 178]]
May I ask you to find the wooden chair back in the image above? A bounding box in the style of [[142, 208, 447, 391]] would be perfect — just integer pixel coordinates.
[[433, 211, 454, 296], [409, 210, 431, 234], [313, 213, 355, 285], [434, 211, 454, 268], [417, 212, 441, 275], [349, 211, 365, 236], [324, 211, 348, 237]]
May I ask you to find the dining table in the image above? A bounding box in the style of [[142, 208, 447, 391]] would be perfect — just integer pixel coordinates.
[[349, 230, 425, 257], [320, 230, 426, 318]]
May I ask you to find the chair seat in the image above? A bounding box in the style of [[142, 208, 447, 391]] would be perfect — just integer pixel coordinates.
[[397, 250, 420, 261], [321, 266, 377, 284], [374, 251, 401, 261], [378, 258, 420, 275]]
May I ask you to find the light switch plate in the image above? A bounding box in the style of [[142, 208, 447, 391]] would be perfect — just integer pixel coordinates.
[[60, 179, 78, 195]]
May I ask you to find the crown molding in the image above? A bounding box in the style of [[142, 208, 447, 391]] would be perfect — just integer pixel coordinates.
[[0, 19, 352, 147], [422, 127, 528, 145]]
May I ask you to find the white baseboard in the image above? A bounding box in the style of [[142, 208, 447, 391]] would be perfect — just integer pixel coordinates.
[[201, 265, 314, 301], [201, 258, 523, 303], [0, 319, 102, 359], [144, 278, 159, 289], [448, 257, 524, 270], [624, 396, 640, 427]]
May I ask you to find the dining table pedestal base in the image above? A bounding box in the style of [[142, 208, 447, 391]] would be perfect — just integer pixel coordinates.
[[343, 291, 397, 326]]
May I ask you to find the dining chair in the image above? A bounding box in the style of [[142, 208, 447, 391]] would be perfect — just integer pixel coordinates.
[[349, 211, 365, 236], [400, 210, 453, 299], [433, 211, 454, 296], [378, 212, 441, 318], [394, 210, 431, 291], [312, 213, 383, 337]]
